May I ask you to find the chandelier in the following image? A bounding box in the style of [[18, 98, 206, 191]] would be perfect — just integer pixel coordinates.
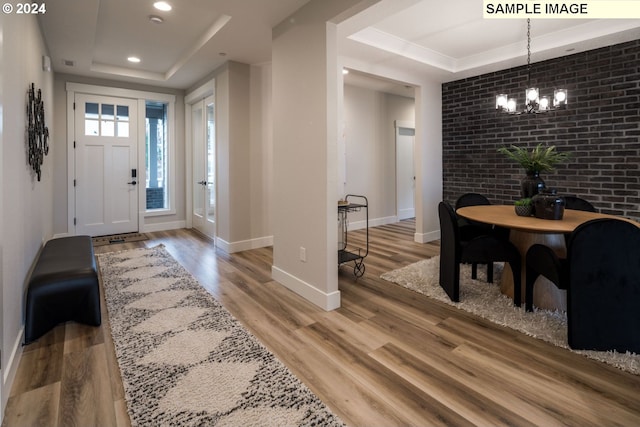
[[495, 19, 567, 114]]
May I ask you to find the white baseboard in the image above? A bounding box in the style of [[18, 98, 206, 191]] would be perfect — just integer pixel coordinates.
[[347, 215, 398, 231], [415, 229, 440, 244], [2, 327, 24, 415], [217, 235, 274, 254], [54, 219, 186, 238], [398, 208, 415, 220], [271, 266, 341, 311], [142, 220, 186, 233]]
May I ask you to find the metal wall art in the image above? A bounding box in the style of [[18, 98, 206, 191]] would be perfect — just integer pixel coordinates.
[[27, 82, 49, 181]]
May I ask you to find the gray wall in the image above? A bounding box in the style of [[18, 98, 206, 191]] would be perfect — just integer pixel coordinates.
[[1, 13, 55, 415]]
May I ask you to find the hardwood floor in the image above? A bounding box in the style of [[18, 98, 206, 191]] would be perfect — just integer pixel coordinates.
[[4, 220, 640, 426]]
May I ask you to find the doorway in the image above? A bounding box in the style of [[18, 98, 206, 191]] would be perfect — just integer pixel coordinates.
[[191, 97, 216, 241], [396, 121, 415, 220], [74, 94, 138, 236]]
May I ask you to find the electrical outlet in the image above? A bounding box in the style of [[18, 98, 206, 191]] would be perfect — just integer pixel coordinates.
[[299, 246, 306, 262]]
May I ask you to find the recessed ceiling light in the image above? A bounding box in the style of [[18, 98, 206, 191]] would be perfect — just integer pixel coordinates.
[[153, 1, 172, 11], [128, 56, 141, 63], [149, 15, 164, 24]]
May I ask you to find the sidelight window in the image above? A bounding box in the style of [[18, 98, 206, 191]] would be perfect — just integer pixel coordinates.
[[145, 101, 169, 210]]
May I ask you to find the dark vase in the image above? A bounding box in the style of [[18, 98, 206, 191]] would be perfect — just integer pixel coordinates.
[[532, 189, 566, 220], [521, 171, 545, 199]]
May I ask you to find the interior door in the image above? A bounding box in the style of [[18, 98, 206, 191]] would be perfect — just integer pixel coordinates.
[[75, 94, 138, 236], [191, 97, 216, 240], [396, 124, 415, 220]]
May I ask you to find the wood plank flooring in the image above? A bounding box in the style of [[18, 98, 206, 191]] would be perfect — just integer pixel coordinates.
[[4, 220, 640, 426]]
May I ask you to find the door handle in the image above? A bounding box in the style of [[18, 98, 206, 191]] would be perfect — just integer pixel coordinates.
[[127, 181, 137, 185], [197, 181, 208, 186]]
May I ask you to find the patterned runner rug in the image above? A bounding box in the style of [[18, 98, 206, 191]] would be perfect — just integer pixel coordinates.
[[381, 257, 639, 375], [98, 245, 344, 426]]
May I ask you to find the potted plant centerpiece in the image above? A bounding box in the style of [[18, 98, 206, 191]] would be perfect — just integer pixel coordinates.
[[498, 144, 571, 198], [514, 198, 533, 217]]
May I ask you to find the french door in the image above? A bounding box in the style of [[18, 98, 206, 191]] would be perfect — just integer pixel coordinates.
[[191, 96, 216, 240], [74, 94, 138, 236]]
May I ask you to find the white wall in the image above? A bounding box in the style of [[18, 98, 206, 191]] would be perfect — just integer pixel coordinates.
[[0, 12, 4, 419], [1, 13, 55, 418], [340, 57, 443, 244], [342, 85, 415, 226], [226, 62, 253, 244], [215, 61, 254, 248], [249, 64, 273, 241], [186, 61, 273, 252], [413, 81, 442, 243], [271, 0, 363, 310]]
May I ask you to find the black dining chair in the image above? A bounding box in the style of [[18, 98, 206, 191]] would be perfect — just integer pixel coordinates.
[[563, 196, 596, 212], [455, 193, 493, 242], [438, 201, 522, 306], [561, 196, 596, 245], [525, 218, 640, 352], [455, 193, 491, 210], [455, 193, 509, 282], [526, 196, 597, 311]]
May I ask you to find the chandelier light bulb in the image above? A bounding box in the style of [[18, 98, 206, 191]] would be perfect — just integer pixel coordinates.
[[554, 89, 568, 107], [539, 96, 550, 111], [496, 94, 508, 110]]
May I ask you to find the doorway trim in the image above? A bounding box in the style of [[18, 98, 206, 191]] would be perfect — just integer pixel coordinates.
[[395, 120, 415, 221], [66, 83, 175, 236]]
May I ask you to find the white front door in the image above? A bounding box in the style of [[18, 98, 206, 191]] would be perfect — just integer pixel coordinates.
[[75, 94, 138, 236], [191, 97, 216, 240], [396, 122, 415, 220]]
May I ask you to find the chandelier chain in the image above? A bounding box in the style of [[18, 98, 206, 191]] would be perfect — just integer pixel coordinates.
[[494, 17, 567, 114], [527, 18, 531, 68]]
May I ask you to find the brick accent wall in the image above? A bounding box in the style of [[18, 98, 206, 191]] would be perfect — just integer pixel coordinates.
[[442, 39, 640, 220]]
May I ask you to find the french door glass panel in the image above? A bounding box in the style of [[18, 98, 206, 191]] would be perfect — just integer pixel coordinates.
[[191, 97, 216, 240], [206, 101, 215, 227], [192, 102, 205, 222]]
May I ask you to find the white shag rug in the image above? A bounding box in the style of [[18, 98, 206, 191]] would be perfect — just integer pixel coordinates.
[[98, 245, 345, 427], [381, 257, 640, 375]]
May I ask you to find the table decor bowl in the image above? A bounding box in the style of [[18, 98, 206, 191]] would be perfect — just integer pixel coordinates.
[[515, 205, 533, 217], [514, 198, 533, 216]]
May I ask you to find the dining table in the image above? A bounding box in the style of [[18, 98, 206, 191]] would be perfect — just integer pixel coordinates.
[[456, 205, 639, 311]]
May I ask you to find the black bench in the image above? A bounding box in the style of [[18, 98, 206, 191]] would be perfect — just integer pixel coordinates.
[[24, 235, 101, 344]]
